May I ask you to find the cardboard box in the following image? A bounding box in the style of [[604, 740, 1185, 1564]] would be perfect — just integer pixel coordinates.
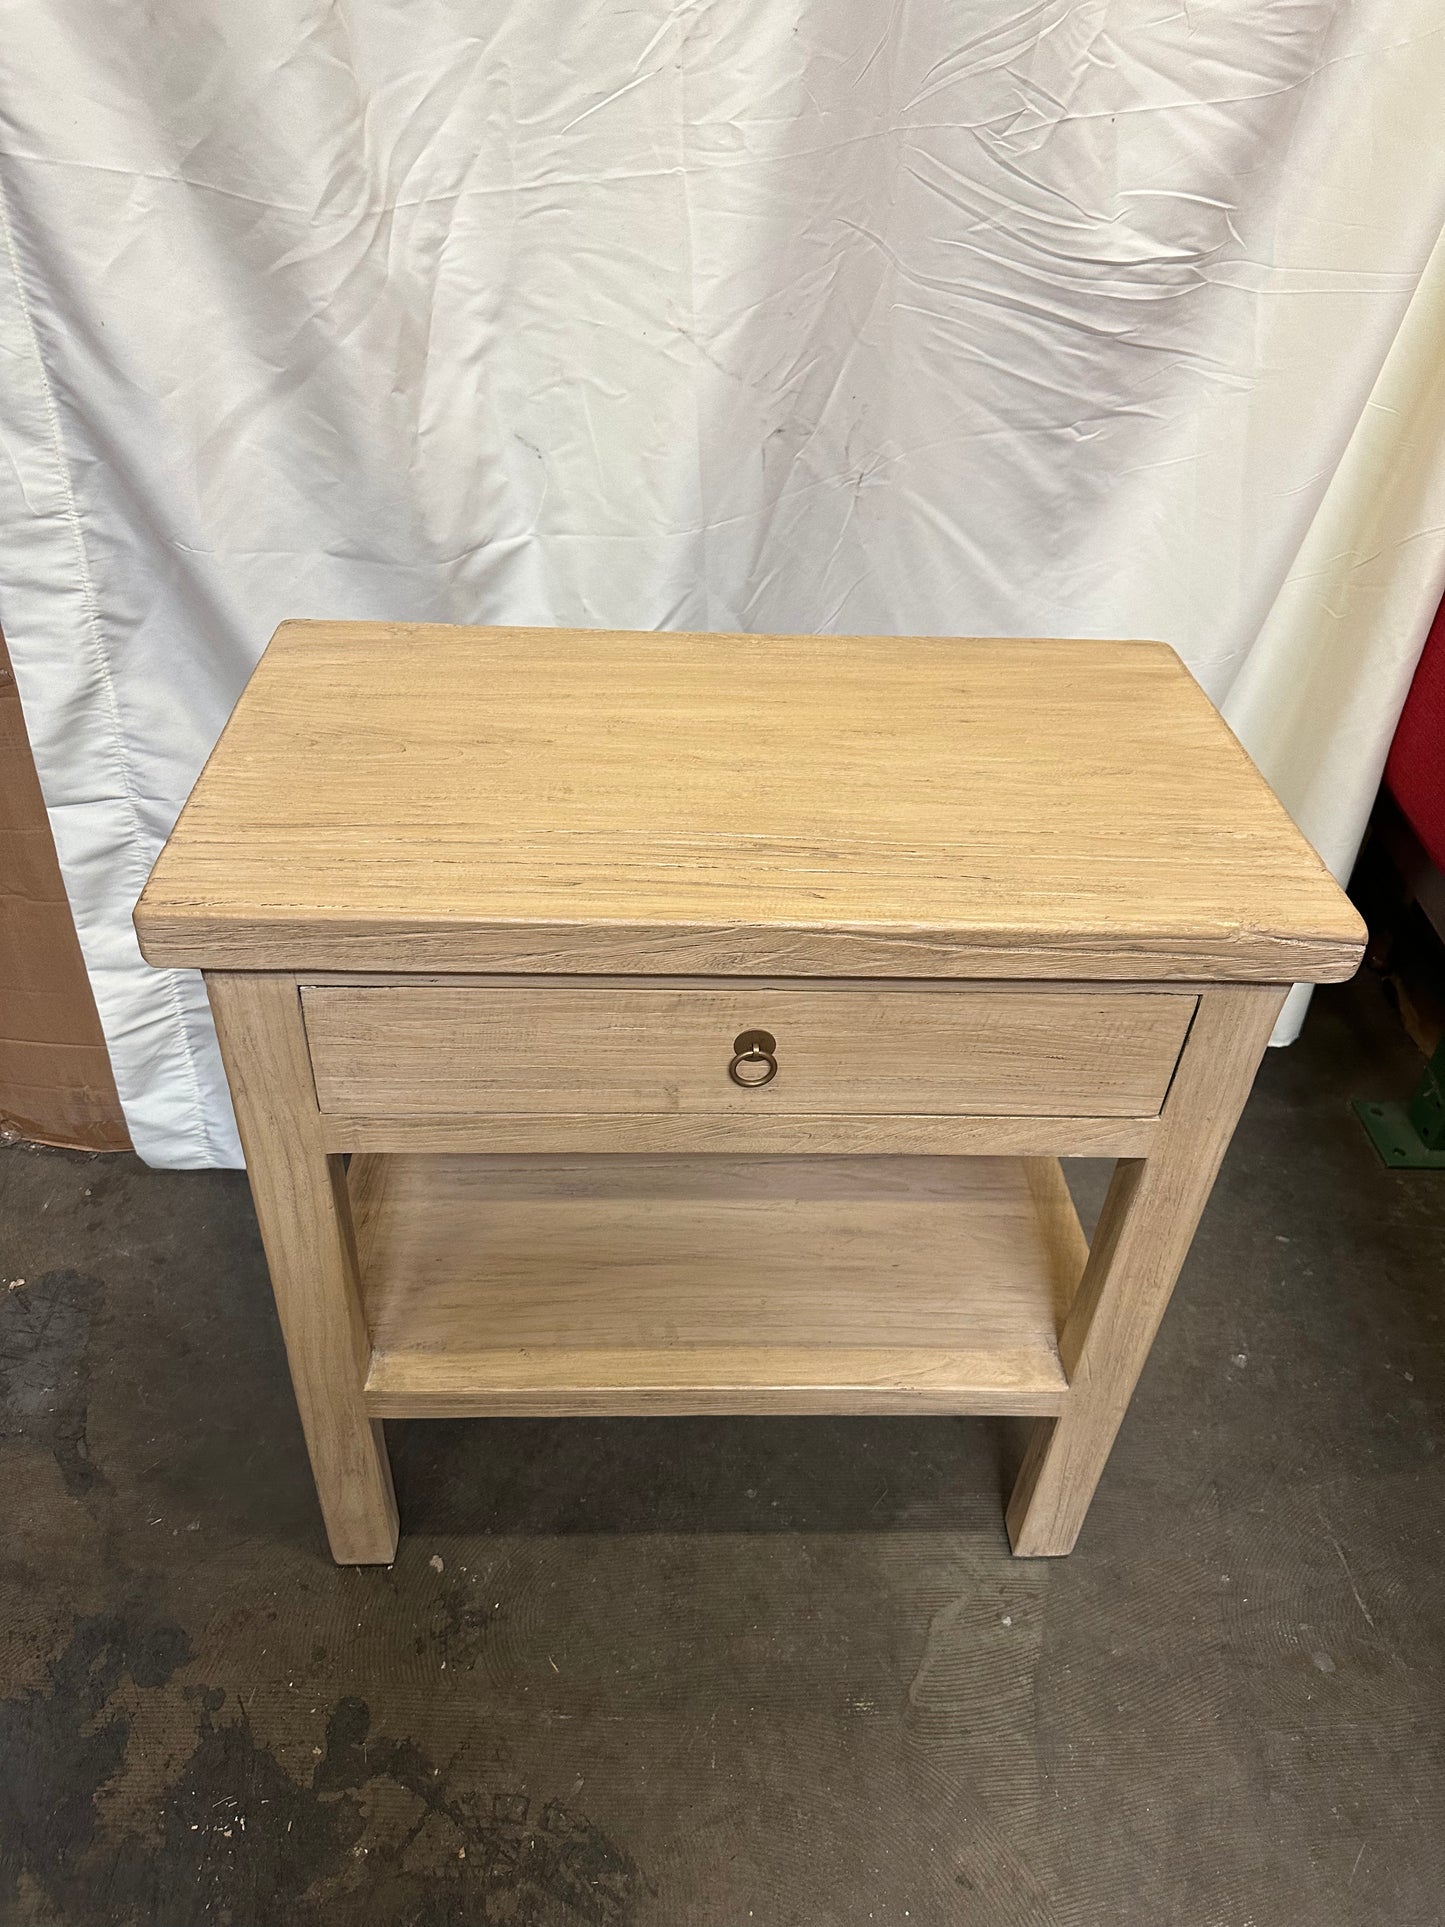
[[0, 629, 129, 1151]]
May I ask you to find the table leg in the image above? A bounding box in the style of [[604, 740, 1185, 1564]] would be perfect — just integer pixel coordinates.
[[1007, 984, 1287, 1557], [207, 972, 398, 1564]]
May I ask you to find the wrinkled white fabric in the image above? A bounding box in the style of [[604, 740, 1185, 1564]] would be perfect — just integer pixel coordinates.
[[2, 0, 1443, 1166]]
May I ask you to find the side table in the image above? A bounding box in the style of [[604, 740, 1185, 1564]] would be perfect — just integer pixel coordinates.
[[135, 624, 1364, 1563]]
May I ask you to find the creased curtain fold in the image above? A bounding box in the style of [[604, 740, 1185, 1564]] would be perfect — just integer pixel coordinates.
[[2, 0, 1443, 1165]]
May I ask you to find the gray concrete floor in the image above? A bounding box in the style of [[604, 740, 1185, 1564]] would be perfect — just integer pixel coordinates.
[[1, 973, 1442, 1926]]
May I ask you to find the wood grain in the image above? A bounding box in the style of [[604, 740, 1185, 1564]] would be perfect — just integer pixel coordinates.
[[135, 624, 1365, 982], [302, 983, 1194, 1118], [1023, 1154, 1092, 1327], [206, 972, 398, 1564], [151, 624, 1365, 1560], [351, 1153, 1086, 1418], [1006, 984, 1287, 1556], [317, 1111, 1161, 1157]]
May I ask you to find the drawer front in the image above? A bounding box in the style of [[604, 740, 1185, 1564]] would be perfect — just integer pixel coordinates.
[[301, 985, 1195, 1118]]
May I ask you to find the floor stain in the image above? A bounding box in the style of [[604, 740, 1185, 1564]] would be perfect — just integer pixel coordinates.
[[0, 1269, 108, 1495], [415, 1566, 500, 1671], [0, 1611, 650, 1926], [0, 1611, 190, 1913]]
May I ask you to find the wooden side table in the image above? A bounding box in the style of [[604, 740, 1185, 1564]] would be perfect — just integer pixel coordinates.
[[134, 624, 1364, 1564]]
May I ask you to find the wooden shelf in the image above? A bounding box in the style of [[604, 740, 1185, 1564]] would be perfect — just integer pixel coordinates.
[[351, 1153, 1085, 1419]]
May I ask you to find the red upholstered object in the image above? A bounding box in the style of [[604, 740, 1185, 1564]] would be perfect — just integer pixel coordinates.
[[1386, 593, 1445, 874]]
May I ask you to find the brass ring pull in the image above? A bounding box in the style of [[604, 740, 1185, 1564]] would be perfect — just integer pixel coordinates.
[[728, 1028, 778, 1088]]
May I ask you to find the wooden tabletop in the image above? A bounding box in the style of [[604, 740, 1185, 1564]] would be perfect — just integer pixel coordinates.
[[134, 622, 1365, 981]]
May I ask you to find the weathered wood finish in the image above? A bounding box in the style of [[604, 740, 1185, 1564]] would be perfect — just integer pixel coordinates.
[[205, 972, 398, 1564], [318, 1111, 1162, 1157], [135, 624, 1365, 982], [1006, 985, 1288, 1555], [136, 624, 1366, 1562], [302, 983, 1195, 1119], [353, 1153, 1084, 1418]]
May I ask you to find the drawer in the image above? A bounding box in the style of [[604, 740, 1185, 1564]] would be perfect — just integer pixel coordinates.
[[301, 985, 1195, 1118]]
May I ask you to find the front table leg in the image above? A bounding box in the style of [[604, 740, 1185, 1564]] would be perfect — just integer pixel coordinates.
[[1008, 985, 1287, 1557], [208, 972, 398, 1564]]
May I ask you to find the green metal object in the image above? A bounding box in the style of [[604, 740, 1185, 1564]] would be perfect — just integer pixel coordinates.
[[1354, 1039, 1445, 1168]]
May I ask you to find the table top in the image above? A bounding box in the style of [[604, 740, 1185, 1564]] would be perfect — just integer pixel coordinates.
[[134, 622, 1365, 981]]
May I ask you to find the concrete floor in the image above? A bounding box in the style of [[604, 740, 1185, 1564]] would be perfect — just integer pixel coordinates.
[[1, 972, 1442, 1926]]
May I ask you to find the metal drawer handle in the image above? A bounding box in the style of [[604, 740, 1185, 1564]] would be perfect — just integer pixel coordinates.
[[728, 1028, 778, 1088]]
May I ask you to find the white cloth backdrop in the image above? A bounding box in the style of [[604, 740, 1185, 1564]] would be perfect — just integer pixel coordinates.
[[2, 0, 1444, 1167]]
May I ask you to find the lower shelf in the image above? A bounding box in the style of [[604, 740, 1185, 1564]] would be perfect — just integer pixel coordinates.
[[350, 1153, 1085, 1419]]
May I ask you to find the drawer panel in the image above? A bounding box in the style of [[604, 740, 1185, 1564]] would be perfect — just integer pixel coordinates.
[[301, 985, 1195, 1118]]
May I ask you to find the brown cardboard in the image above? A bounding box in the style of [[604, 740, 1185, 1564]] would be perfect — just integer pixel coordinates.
[[0, 627, 130, 1151]]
